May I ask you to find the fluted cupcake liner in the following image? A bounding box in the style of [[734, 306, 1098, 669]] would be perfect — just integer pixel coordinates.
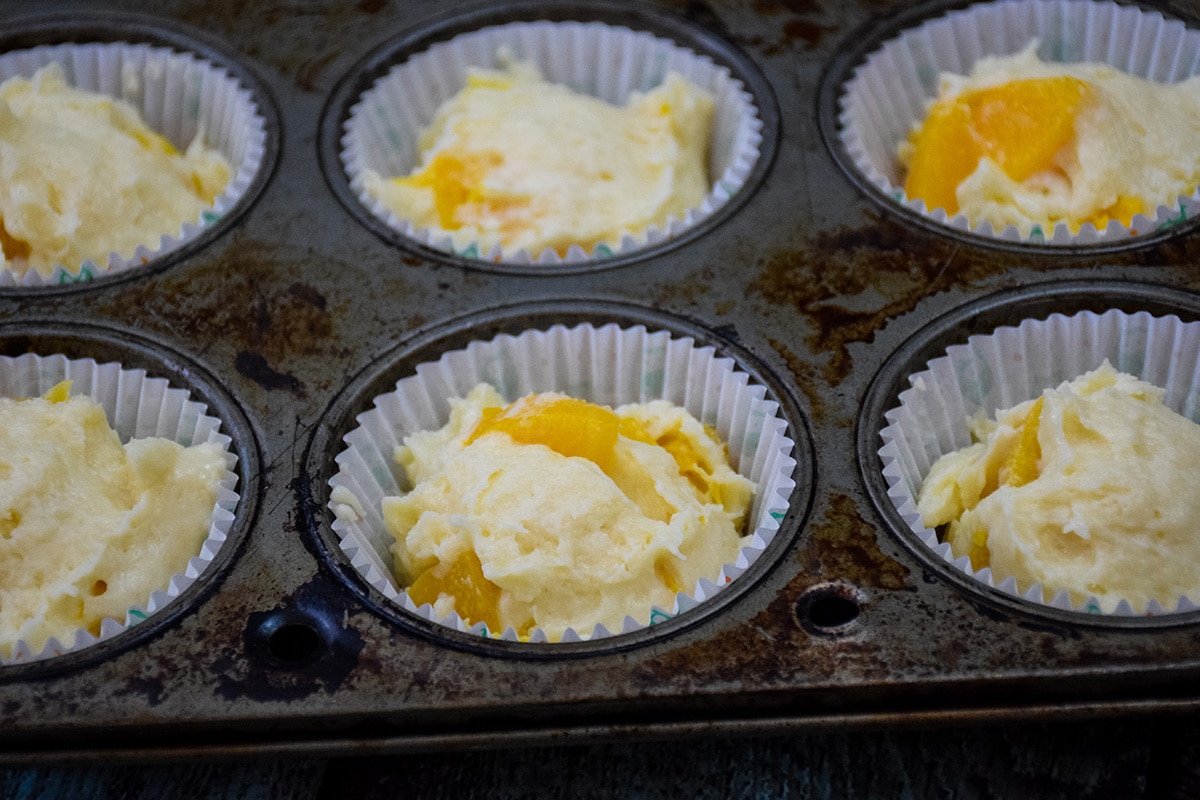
[[0, 353, 241, 663], [341, 19, 762, 265], [879, 309, 1200, 615], [0, 42, 268, 286], [838, 0, 1200, 245], [328, 322, 796, 642]]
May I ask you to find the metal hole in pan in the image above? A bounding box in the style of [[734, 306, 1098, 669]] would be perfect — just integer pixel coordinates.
[[0, 320, 261, 679], [857, 278, 1200, 630], [796, 583, 862, 637], [317, 0, 779, 276], [0, 10, 280, 294], [301, 299, 815, 659]]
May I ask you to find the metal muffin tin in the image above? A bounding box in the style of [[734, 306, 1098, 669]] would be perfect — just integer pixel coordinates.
[[1, 0, 1199, 761]]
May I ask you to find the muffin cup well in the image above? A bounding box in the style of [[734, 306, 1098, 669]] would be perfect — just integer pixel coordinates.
[[879, 308, 1200, 616], [837, 0, 1200, 246], [0, 41, 268, 287], [0, 353, 241, 663], [339, 18, 763, 266], [327, 322, 797, 643]]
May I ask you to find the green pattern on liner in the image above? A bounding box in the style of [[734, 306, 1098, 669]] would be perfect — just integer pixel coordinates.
[[892, 189, 905, 203], [1158, 204, 1187, 229], [128, 609, 148, 621], [1184, 386, 1200, 424], [373, 466, 391, 487], [643, 54, 668, 92], [594, 242, 614, 258], [1117, 327, 1148, 377], [719, 181, 735, 198], [1048, 38, 1069, 63], [202, 210, 220, 225], [907, 38, 938, 93], [460, 242, 480, 259], [187, 78, 202, 119], [1085, 603, 1101, 614], [649, 609, 674, 626], [385, 127, 403, 151], [1029, 225, 1045, 241], [955, 356, 992, 408], [58, 263, 97, 284], [641, 368, 665, 397], [770, 510, 785, 521]]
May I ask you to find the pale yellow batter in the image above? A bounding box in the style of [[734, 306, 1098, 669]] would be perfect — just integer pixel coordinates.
[[918, 362, 1200, 612], [0, 382, 226, 656], [366, 59, 713, 257], [0, 63, 230, 277]]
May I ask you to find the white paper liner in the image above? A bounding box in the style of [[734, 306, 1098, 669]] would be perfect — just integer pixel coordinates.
[[327, 323, 797, 642], [340, 20, 763, 265], [838, 0, 1200, 245], [0, 42, 268, 287], [0, 353, 241, 663], [879, 309, 1200, 616]]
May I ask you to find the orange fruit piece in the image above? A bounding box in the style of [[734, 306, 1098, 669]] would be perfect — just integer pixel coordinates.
[[397, 150, 505, 230], [904, 100, 980, 216], [467, 393, 620, 468], [1003, 396, 1044, 488], [905, 76, 1091, 214], [968, 77, 1089, 183], [1083, 195, 1145, 230], [407, 550, 504, 633]]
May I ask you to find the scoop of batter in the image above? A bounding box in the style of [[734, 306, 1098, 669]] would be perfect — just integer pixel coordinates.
[[918, 362, 1200, 612]]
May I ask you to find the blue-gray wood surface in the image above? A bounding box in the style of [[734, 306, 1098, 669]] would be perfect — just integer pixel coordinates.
[[4, 717, 1199, 799]]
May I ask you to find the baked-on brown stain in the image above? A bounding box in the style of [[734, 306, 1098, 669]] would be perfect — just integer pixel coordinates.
[[766, 335, 834, 425], [173, 1, 386, 91], [807, 494, 910, 591], [105, 240, 347, 365], [649, 266, 718, 307], [751, 0, 820, 15], [751, 218, 1028, 387], [236, 350, 304, 395], [783, 19, 829, 47]]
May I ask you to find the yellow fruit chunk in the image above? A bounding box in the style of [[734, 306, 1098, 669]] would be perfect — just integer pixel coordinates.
[[1003, 396, 1044, 488], [0, 217, 30, 262], [407, 550, 504, 633], [467, 393, 620, 467], [132, 128, 179, 156], [964, 520, 992, 572], [395, 150, 506, 230], [43, 380, 72, 404], [655, 556, 683, 594], [905, 77, 1090, 213], [1084, 195, 1145, 230], [466, 73, 515, 91], [618, 416, 657, 446], [656, 427, 717, 501]]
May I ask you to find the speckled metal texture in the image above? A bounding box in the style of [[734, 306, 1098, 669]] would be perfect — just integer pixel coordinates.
[[1, 0, 1199, 762]]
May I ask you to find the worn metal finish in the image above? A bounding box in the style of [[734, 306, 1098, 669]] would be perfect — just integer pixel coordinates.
[[0, 0, 1199, 761]]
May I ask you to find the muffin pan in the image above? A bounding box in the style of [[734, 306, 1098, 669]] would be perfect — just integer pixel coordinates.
[[1, 0, 1200, 760]]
